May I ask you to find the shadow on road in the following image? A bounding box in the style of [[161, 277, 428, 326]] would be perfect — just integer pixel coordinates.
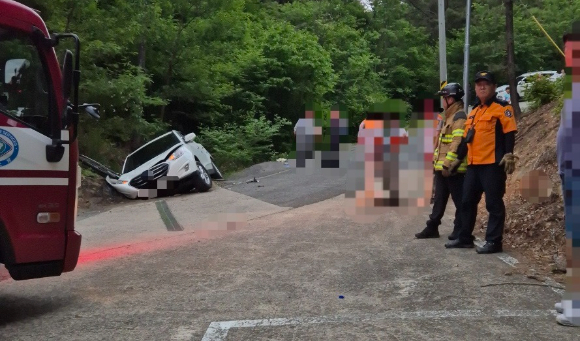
[[0, 294, 75, 326]]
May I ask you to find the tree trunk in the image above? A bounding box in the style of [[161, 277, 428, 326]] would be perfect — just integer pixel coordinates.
[[65, 0, 77, 32], [158, 5, 196, 122], [138, 38, 146, 70], [505, 0, 521, 119]]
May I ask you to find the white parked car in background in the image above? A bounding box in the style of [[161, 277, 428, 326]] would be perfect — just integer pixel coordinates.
[[106, 130, 223, 199], [495, 84, 509, 102], [515, 70, 562, 100]]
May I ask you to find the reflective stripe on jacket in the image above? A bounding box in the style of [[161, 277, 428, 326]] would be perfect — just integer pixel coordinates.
[[433, 101, 468, 173]]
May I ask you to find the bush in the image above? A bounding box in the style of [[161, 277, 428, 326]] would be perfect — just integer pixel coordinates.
[[196, 114, 291, 173], [526, 74, 563, 111]]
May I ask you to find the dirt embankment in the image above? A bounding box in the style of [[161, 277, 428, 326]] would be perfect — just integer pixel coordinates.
[[77, 173, 128, 215], [474, 101, 566, 280]]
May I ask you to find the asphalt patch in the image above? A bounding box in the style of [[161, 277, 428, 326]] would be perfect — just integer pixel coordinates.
[[223, 159, 348, 208]]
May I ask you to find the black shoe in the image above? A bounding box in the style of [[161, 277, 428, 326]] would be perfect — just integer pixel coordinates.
[[476, 241, 503, 254], [444, 238, 474, 248], [448, 232, 458, 240], [415, 228, 440, 239]]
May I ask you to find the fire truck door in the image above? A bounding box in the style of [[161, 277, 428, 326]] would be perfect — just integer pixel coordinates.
[[0, 30, 69, 264]]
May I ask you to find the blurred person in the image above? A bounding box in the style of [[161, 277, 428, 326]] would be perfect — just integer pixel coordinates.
[[294, 109, 318, 168], [505, 86, 511, 104], [351, 100, 425, 213], [321, 106, 349, 169], [554, 23, 580, 327], [415, 83, 467, 239], [445, 70, 518, 254]]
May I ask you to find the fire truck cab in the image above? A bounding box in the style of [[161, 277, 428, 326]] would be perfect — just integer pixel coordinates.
[[0, 0, 98, 280]]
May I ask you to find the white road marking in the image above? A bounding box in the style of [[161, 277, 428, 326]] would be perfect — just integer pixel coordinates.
[[171, 326, 196, 340], [200, 309, 557, 341], [445, 214, 564, 296], [473, 238, 519, 267], [442, 215, 521, 268], [544, 277, 566, 295], [201, 322, 229, 341]]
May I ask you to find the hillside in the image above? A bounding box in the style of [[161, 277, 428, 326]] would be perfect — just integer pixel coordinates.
[[474, 101, 566, 280]]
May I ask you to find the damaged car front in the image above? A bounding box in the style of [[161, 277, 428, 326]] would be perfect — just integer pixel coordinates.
[[106, 130, 223, 199]]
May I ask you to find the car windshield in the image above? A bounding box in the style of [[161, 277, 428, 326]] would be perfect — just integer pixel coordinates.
[[123, 133, 181, 173]]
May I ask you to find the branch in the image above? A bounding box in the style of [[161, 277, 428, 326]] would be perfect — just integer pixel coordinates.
[[481, 282, 564, 289], [405, 0, 436, 17]]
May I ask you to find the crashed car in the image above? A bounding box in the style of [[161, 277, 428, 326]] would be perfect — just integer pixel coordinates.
[[105, 130, 223, 199]]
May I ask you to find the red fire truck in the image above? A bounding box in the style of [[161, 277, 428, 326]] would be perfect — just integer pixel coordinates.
[[0, 0, 99, 280]]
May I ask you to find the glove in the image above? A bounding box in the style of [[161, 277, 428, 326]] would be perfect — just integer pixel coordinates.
[[442, 159, 461, 177], [499, 153, 519, 174]]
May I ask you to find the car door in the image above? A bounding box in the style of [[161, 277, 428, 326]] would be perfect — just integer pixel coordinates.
[[516, 76, 528, 98], [188, 140, 213, 170], [0, 29, 69, 264]]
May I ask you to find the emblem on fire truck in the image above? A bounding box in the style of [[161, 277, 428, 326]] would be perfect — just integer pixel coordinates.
[[0, 128, 19, 167]]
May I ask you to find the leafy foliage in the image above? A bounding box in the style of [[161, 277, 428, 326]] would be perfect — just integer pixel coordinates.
[[13, 0, 580, 173], [526, 75, 563, 111], [196, 115, 291, 172]]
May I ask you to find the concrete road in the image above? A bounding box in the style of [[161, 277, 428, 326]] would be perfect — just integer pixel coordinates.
[[1, 159, 578, 340]]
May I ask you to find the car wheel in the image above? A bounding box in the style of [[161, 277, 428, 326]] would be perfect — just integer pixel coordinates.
[[177, 179, 195, 194], [211, 161, 224, 180], [193, 160, 212, 192]]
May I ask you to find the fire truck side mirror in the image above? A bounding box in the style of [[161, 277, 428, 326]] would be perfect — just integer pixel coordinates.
[[61, 50, 73, 102], [46, 50, 74, 163], [4, 59, 30, 85]]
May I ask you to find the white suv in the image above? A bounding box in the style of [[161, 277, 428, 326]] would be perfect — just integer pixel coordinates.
[[106, 130, 223, 199], [516, 71, 562, 100]]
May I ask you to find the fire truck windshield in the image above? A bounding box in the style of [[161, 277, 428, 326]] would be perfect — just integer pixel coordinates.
[[0, 26, 52, 136]]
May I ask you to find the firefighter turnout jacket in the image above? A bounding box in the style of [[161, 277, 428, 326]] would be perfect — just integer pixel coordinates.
[[433, 101, 468, 173], [463, 97, 517, 165]]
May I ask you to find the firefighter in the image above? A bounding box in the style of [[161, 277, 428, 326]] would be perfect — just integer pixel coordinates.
[[445, 71, 518, 254], [430, 111, 445, 205], [415, 83, 468, 239]]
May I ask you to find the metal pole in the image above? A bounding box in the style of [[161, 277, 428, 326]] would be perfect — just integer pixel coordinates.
[[438, 0, 447, 100], [531, 15, 565, 57], [463, 0, 472, 113]]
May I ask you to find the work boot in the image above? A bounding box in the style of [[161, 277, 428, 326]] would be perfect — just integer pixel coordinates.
[[476, 241, 503, 254], [556, 314, 580, 327], [444, 239, 474, 248], [415, 227, 440, 239]]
